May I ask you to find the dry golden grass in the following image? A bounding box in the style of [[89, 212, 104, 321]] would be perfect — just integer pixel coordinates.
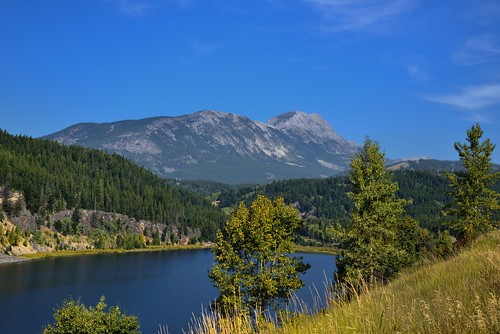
[[185, 230, 500, 334]]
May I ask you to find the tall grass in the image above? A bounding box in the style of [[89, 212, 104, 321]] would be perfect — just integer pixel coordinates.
[[180, 230, 500, 334]]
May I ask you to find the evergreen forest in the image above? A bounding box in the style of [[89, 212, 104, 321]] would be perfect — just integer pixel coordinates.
[[217, 170, 500, 244], [0, 129, 225, 243]]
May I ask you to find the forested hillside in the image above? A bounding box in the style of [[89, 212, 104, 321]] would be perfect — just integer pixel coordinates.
[[217, 170, 500, 243], [0, 130, 225, 242]]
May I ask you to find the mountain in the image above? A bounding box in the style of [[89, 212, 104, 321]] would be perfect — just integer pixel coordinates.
[[44, 110, 360, 184], [388, 158, 463, 172], [387, 158, 500, 173]]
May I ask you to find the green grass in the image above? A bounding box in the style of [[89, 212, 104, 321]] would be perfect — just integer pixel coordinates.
[[186, 230, 500, 334]]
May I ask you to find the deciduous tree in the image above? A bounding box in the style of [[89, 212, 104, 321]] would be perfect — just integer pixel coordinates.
[[209, 195, 309, 315]]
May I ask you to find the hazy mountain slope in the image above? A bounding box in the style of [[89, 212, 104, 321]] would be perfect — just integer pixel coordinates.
[[44, 110, 360, 184]]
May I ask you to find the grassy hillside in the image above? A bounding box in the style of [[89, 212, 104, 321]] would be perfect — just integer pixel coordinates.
[[187, 230, 500, 334]]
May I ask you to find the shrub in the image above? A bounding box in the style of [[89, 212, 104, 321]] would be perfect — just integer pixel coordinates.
[[43, 296, 141, 334]]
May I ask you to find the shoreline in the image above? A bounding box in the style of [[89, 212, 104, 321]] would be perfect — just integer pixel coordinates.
[[0, 253, 29, 264], [15, 244, 212, 261], [1, 244, 337, 263]]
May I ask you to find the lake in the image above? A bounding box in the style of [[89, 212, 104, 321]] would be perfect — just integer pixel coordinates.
[[0, 250, 336, 334]]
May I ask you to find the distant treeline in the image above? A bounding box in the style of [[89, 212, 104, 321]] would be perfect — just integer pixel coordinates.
[[0, 130, 225, 241], [217, 170, 500, 244]]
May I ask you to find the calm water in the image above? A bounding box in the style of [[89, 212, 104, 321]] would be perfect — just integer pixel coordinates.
[[0, 250, 336, 334]]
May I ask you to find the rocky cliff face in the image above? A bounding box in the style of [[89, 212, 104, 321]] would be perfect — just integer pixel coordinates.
[[44, 110, 359, 184]]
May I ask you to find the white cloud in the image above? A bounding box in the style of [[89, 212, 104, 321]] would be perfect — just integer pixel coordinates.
[[302, 0, 418, 32], [425, 84, 500, 110], [453, 34, 500, 66]]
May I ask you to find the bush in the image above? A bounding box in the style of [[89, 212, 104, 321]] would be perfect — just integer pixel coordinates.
[[43, 296, 141, 334], [7, 227, 22, 246]]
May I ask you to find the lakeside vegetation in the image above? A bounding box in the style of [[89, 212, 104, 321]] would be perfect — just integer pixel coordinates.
[[187, 229, 500, 334], [185, 123, 499, 334], [217, 169, 500, 246]]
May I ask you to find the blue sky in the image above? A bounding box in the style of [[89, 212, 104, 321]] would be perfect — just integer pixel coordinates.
[[1, 0, 499, 163]]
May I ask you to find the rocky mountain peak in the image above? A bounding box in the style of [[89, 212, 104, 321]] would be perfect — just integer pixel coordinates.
[[268, 111, 347, 146], [268, 111, 328, 130], [44, 110, 360, 183], [191, 109, 226, 118]]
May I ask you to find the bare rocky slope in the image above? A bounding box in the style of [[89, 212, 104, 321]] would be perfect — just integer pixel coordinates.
[[44, 110, 360, 184]]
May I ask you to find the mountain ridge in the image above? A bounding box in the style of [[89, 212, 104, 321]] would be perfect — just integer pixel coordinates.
[[44, 110, 360, 184]]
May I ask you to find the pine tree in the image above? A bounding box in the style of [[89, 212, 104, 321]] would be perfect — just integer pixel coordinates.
[[333, 138, 412, 286], [444, 124, 499, 244]]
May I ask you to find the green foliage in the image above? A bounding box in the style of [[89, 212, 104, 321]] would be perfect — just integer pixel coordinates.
[[218, 169, 490, 244], [53, 218, 78, 236], [116, 233, 145, 250], [444, 124, 500, 244], [209, 195, 309, 315], [152, 230, 161, 245], [43, 296, 140, 334], [53, 220, 63, 234], [434, 230, 454, 258], [166, 179, 238, 197], [0, 129, 225, 241], [333, 138, 414, 286], [298, 218, 336, 245], [71, 208, 81, 225], [6, 226, 23, 246], [31, 229, 52, 247], [90, 229, 116, 250], [396, 217, 421, 265]]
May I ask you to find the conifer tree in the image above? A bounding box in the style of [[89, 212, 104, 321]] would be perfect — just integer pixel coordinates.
[[333, 138, 412, 286], [445, 124, 499, 244]]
